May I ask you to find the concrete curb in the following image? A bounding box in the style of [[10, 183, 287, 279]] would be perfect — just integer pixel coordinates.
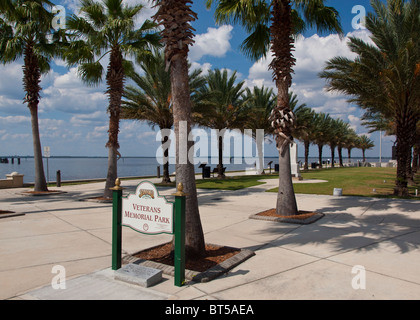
[[249, 212, 325, 225]]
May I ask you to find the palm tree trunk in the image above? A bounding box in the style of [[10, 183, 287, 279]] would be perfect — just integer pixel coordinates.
[[171, 56, 205, 258], [318, 144, 323, 169], [270, 0, 298, 216], [104, 47, 124, 199], [394, 114, 416, 196], [23, 42, 48, 192], [362, 149, 366, 163], [154, 0, 206, 259], [338, 146, 344, 167], [304, 140, 309, 170], [413, 141, 419, 174], [218, 134, 225, 178], [330, 145, 336, 168], [162, 135, 171, 183]]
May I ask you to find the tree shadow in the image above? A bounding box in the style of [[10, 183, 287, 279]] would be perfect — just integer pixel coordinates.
[[252, 196, 420, 256]]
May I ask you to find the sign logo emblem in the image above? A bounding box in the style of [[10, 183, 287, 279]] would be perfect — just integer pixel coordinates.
[[139, 189, 154, 199]]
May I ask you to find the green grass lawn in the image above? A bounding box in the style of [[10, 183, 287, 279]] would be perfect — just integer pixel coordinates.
[[149, 167, 420, 199], [268, 167, 420, 199], [195, 174, 277, 191], [156, 174, 277, 191]]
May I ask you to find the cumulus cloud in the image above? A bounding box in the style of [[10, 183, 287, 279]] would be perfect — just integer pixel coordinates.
[[246, 29, 373, 133], [189, 25, 233, 62]]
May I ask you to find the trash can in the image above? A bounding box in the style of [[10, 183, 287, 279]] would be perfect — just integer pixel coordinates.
[[274, 164, 279, 172], [203, 166, 211, 178]]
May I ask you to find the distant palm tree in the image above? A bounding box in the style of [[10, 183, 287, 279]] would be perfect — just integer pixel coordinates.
[[335, 120, 351, 167], [121, 50, 205, 183], [242, 85, 276, 173], [206, 0, 342, 216], [320, 0, 420, 196], [344, 129, 359, 164], [289, 93, 314, 170], [312, 112, 333, 168], [0, 0, 62, 192], [357, 135, 375, 163], [64, 0, 160, 198], [195, 69, 246, 178]]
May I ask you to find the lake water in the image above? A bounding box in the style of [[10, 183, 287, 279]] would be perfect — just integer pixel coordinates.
[[0, 156, 389, 183]]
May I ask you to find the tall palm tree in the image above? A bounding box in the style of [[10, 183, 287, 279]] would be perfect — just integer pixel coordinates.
[[0, 0, 62, 192], [153, 0, 206, 258], [206, 0, 342, 216], [242, 85, 276, 173], [121, 49, 205, 184], [195, 69, 246, 178], [64, 0, 160, 199], [357, 135, 375, 163], [320, 0, 420, 196]]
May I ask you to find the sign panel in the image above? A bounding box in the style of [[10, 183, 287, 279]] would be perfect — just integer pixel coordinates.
[[44, 146, 50, 158], [122, 181, 173, 235]]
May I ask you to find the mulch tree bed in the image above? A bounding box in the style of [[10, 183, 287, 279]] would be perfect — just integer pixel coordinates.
[[124, 242, 255, 283], [134, 242, 241, 273], [21, 190, 65, 196], [250, 208, 324, 225], [79, 196, 112, 203]]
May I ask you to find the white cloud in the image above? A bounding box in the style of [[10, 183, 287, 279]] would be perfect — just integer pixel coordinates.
[[189, 25, 233, 61]]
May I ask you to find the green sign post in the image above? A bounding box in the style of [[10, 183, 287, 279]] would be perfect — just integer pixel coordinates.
[[111, 179, 123, 271], [172, 184, 186, 287], [111, 179, 186, 287]]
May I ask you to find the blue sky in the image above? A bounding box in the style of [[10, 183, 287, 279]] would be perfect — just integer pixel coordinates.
[[0, 0, 393, 160]]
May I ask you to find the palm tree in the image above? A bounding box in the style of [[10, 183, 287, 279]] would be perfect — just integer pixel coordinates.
[[195, 69, 246, 178], [357, 135, 375, 163], [326, 118, 340, 168], [64, 0, 160, 199], [0, 0, 62, 192], [335, 120, 351, 167], [153, 0, 206, 258], [312, 112, 333, 168], [290, 94, 315, 170], [206, 0, 342, 216], [320, 0, 420, 196], [121, 49, 206, 184], [344, 129, 359, 164], [242, 85, 276, 173]]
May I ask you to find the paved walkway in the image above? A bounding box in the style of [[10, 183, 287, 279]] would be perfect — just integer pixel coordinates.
[[0, 175, 420, 300]]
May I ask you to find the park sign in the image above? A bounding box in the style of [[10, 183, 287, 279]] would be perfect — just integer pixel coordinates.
[[122, 181, 173, 235], [111, 179, 187, 287]]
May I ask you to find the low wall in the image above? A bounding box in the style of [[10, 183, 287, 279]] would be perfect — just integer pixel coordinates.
[[0, 172, 24, 189]]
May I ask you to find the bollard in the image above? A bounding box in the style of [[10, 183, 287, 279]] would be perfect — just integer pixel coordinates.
[[172, 183, 186, 287], [56, 170, 61, 187], [157, 166, 161, 179]]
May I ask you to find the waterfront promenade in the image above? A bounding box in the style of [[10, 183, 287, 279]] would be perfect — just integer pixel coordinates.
[[1, 175, 419, 300]]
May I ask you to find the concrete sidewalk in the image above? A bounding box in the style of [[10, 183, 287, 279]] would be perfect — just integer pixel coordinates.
[[1, 176, 419, 300]]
